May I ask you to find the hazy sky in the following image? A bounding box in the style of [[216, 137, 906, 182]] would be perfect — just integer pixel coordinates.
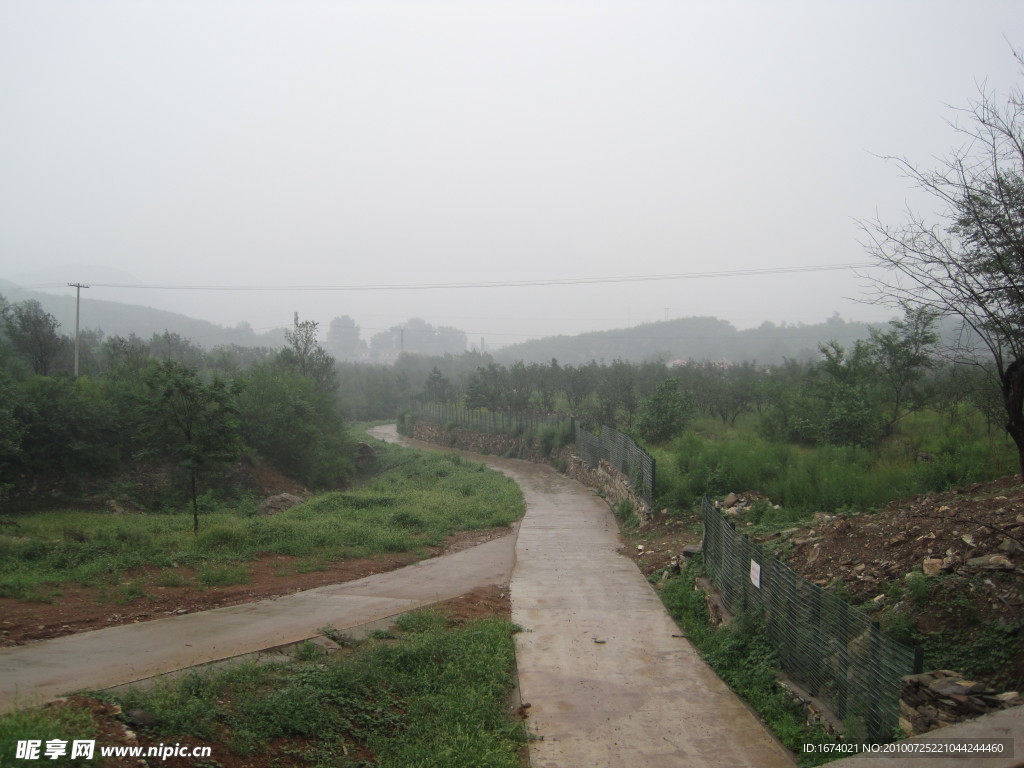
[[1, 1, 1021, 347]]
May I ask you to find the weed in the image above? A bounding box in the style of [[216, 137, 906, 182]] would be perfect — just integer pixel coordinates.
[[0, 702, 97, 766], [198, 564, 250, 588], [92, 617, 525, 766], [153, 569, 190, 588], [904, 571, 930, 605]]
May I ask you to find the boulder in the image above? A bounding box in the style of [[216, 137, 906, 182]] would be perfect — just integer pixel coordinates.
[[258, 493, 304, 516]]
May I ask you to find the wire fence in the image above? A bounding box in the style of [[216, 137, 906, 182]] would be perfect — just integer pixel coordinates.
[[410, 401, 571, 435], [701, 498, 919, 742], [408, 401, 655, 502], [574, 424, 655, 503]]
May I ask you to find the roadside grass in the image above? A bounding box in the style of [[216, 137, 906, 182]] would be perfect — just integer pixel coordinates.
[[0, 702, 98, 766], [658, 557, 838, 767], [79, 611, 525, 766], [0, 439, 524, 601]]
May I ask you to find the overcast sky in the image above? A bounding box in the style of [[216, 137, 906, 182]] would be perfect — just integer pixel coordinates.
[[1, 1, 1021, 347]]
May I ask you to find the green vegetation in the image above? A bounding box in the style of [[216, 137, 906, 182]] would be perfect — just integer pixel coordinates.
[[659, 558, 836, 766], [0, 700, 98, 766], [0, 611, 525, 767], [651, 410, 1016, 515], [0, 440, 523, 600]]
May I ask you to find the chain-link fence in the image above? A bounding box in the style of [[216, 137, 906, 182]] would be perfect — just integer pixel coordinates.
[[575, 424, 655, 503], [410, 401, 571, 435], [701, 498, 919, 742]]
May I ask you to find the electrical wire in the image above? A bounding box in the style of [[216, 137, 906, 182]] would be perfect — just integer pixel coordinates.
[[49, 262, 876, 292]]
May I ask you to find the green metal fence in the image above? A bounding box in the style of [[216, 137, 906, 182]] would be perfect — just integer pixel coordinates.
[[701, 498, 919, 742], [574, 424, 655, 503], [410, 401, 571, 436]]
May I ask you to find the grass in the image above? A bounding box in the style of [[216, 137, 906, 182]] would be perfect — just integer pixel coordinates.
[[0, 438, 525, 601], [653, 409, 1018, 515], [64, 610, 525, 766], [658, 558, 839, 766], [0, 702, 99, 766]]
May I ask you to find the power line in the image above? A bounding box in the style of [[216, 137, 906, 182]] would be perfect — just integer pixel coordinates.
[[49, 262, 876, 292]]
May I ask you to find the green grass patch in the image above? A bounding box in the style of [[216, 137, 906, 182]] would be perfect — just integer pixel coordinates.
[[0, 436, 525, 600], [0, 701, 99, 766], [79, 612, 527, 766], [654, 411, 1017, 515], [198, 564, 250, 588]]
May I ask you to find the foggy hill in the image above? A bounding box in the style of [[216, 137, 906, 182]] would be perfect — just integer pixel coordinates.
[[492, 315, 887, 366], [0, 279, 288, 348]]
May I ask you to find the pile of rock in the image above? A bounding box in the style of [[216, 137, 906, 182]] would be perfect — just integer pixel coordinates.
[[900, 670, 1022, 735]]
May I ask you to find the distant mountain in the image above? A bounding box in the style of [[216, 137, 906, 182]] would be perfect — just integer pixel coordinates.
[[492, 314, 888, 366], [0, 279, 288, 348]]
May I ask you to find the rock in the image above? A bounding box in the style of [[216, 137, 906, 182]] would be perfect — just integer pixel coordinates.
[[258, 493, 304, 516], [999, 538, 1024, 555], [922, 557, 943, 576], [681, 544, 702, 558], [355, 441, 377, 468], [806, 544, 821, 566], [966, 554, 1013, 570], [722, 492, 739, 508], [124, 709, 158, 728]]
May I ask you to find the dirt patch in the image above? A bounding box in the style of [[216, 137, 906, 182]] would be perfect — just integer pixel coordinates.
[[781, 477, 1024, 605], [616, 505, 704, 579], [0, 527, 513, 647]]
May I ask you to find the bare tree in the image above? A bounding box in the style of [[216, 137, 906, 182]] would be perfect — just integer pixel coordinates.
[[859, 67, 1024, 480]]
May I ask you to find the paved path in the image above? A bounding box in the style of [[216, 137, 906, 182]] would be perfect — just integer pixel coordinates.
[[4, 425, 794, 767], [372, 426, 795, 767], [0, 524, 515, 714]]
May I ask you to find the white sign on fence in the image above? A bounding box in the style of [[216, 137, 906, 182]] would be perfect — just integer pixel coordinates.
[[749, 559, 762, 589]]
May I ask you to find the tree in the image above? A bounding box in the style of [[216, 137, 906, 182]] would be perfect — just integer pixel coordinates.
[[424, 367, 456, 404], [867, 306, 940, 431], [861, 71, 1024, 479], [281, 315, 336, 394], [8, 300, 65, 376], [636, 378, 695, 444], [141, 362, 240, 532]]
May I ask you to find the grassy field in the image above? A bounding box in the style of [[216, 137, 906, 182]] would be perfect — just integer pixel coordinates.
[[0, 438, 525, 601], [652, 411, 1019, 517]]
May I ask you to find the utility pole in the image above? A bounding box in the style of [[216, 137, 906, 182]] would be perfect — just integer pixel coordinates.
[[68, 282, 89, 377]]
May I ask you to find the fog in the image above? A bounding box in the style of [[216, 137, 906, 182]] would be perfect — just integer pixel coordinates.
[[1, 1, 1021, 348]]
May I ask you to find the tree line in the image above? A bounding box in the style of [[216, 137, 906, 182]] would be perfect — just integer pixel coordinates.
[[0, 300, 353, 516]]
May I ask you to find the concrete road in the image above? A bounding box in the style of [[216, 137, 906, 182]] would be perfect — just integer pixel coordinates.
[[4, 425, 796, 768], [0, 525, 516, 714], [372, 426, 795, 767]]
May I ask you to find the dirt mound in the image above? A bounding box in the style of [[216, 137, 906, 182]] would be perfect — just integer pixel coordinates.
[[784, 477, 1024, 607]]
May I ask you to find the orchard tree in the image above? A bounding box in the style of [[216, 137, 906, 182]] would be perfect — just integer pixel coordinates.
[[860, 70, 1024, 479], [636, 378, 694, 444], [142, 362, 240, 532], [867, 306, 940, 431]]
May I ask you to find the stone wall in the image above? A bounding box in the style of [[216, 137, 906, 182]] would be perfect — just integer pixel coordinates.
[[565, 455, 652, 527]]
